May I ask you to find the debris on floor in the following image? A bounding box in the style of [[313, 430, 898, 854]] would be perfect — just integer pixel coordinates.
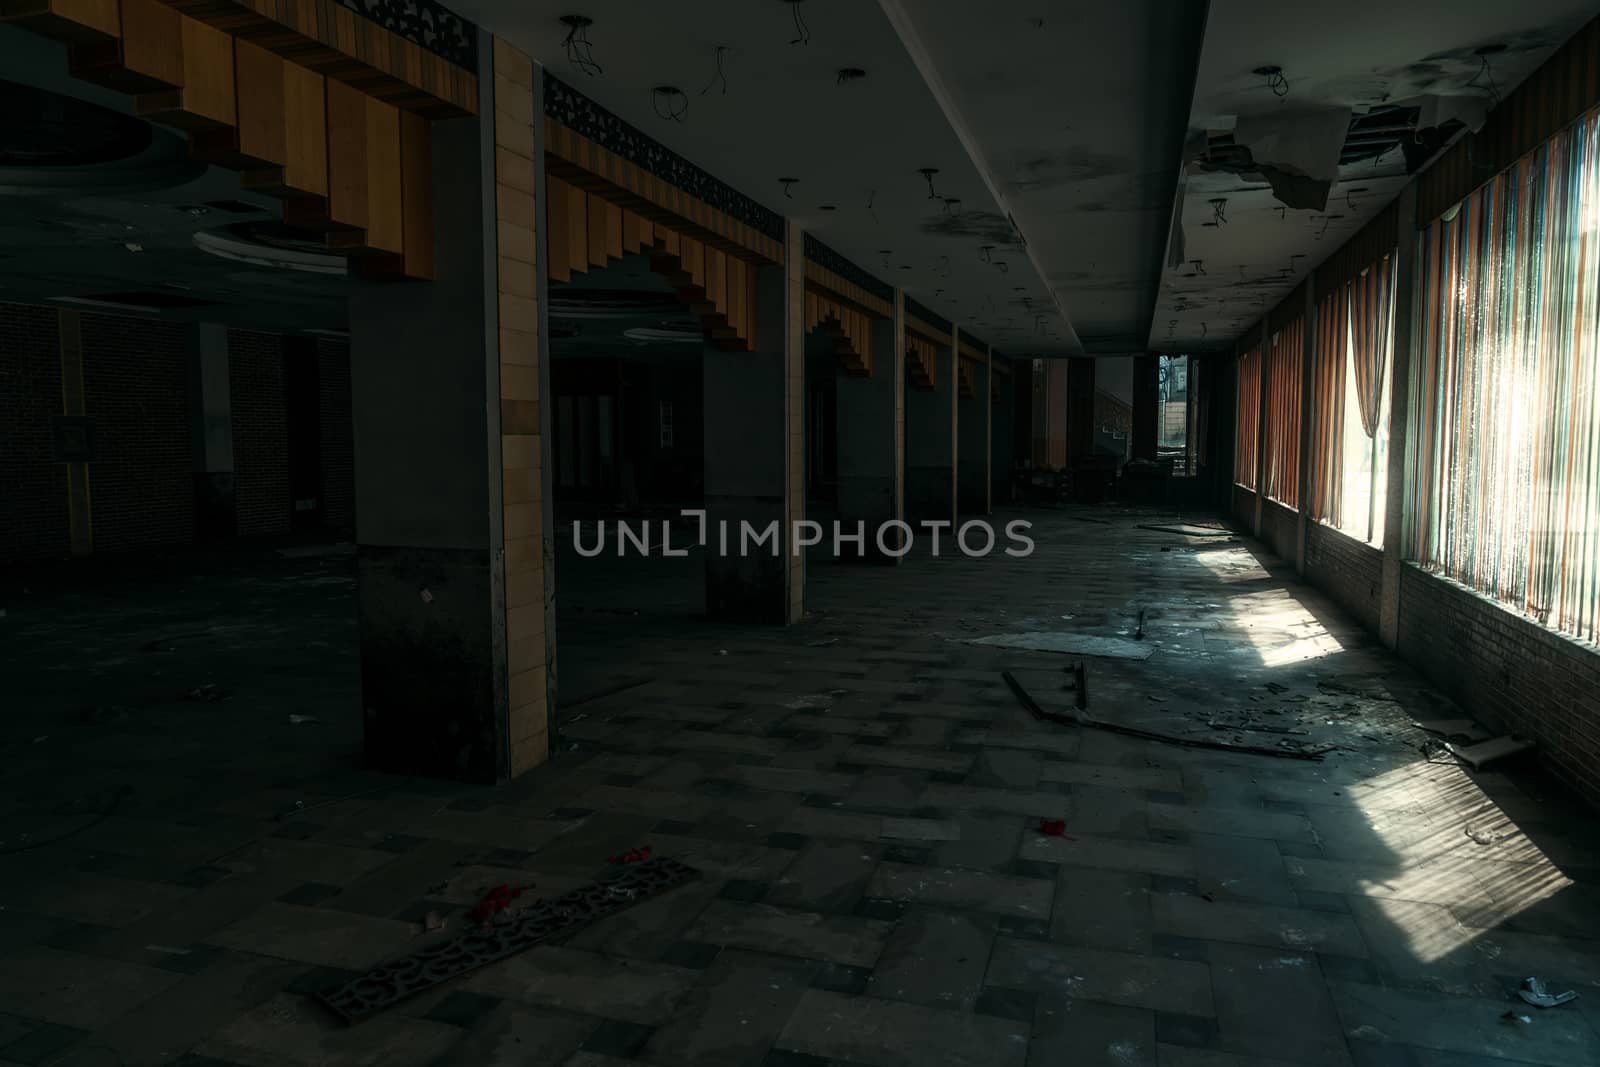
[[1447, 735, 1535, 769], [180, 683, 230, 703], [1062, 662, 1088, 709], [287, 714, 320, 725], [971, 631, 1154, 660], [317, 856, 699, 1023], [1038, 817, 1071, 838], [1517, 977, 1579, 1008], [1135, 523, 1232, 537], [1411, 717, 1491, 742], [1001, 672, 1329, 761], [467, 883, 534, 925], [608, 844, 653, 865]]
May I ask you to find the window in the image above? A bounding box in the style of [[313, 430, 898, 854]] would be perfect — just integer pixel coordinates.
[[1309, 256, 1396, 544], [1263, 319, 1303, 508], [1157, 355, 1194, 475], [1406, 105, 1600, 644], [1234, 343, 1261, 487]]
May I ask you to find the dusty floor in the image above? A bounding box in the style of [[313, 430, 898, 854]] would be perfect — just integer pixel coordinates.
[[1, 507, 1598, 1066]]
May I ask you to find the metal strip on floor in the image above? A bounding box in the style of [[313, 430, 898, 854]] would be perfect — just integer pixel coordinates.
[[317, 856, 700, 1022]]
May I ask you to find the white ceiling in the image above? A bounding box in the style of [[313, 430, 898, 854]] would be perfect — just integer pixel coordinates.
[[1150, 0, 1596, 353], [451, 0, 1082, 354], [877, 1, 1206, 355]]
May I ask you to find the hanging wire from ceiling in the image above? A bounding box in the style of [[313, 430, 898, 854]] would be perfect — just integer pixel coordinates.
[[867, 190, 879, 224], [781, 0, 810, 45], [836, 67, 866, 86], [700, 45, 729, 96], [918, 168, 940, 199], [560, 15, 603, 77], [779, 178, 799, 199], [1209, 198, 1228, 226], [942, 197, 963, 216], [652, 86, 688, 122], [979, 245, 994, 264], [1466, 44, 1504, 109], [1253, 64, 1289, 98]]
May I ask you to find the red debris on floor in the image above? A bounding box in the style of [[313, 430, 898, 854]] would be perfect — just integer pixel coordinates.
[[608, 845, 653, 865], [467, 883, 533, 924], [1038, 817, 1072, 838]]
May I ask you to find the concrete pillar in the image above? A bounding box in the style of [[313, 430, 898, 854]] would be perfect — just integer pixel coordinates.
[[957, 347, 986, 514], [704, 221, 805, 621], [1295, 275, 1317, 574], [347, 36, 552, 783], [1253, 323, 1269, 538], [1132, 354, 1158, 460], [1065, 358, 1094, 463], [1380, 184, 1419, 650], [992, 361, 1014, 504], [184, 322, 235, 541], [906, 327, 956, 524], [835, 294, 904, 562]]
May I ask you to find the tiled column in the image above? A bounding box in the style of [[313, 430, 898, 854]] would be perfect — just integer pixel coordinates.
[[185, 323, 235, 541], [905, 329, 956, 524], [346, 35, 551, 782], [1380, 184, 1419, 649], [56, 310, 93, 556], [835, 294, 904, 563], [704, 221, 805, 622]]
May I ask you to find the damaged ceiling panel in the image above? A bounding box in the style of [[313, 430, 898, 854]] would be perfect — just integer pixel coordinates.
[[1151, 0, 1595, 353]]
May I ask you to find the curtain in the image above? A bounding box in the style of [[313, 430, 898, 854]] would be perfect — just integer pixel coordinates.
[[1308, 288, 1349, 525], [1350, 256, 1396, 438], [1264, 319, 1304, 508], [1408, 105, 1600, 645], [1234, 344, 1261, 487]]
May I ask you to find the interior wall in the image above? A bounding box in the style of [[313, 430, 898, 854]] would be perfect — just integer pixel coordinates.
[[0, 300, 354, 561]]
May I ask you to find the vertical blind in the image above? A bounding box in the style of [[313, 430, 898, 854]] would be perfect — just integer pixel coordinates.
[[1234, 343, 1261, 487], [1263, 318, 1303, 508], [1407, 105, 1600, 644]]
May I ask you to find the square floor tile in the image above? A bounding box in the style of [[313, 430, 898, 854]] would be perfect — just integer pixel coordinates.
[[660, 940, 723, 969], [974, 985, 1037, 1024], [425, 991, 503, 1028], [809, 962, 871, 996], [582, 1019, 655, 1057]]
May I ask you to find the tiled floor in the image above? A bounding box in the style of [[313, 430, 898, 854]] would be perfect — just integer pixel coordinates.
[[2, 507, 1598, 1066]]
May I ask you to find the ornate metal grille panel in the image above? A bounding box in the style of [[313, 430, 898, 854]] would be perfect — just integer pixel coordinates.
[[318, 857, 699, 1022]]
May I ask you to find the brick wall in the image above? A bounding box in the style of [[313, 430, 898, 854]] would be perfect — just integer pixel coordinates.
[[1232, 483, 1254, 528], [228, 329, 290, 537], [1260, 498, 1297, 561], [1398, 565, 1600, 807], [0, 304, 68, 561], [316, 339, 354, 533], [80, 314, 193, 552], [1305, 522, 1382, 634]]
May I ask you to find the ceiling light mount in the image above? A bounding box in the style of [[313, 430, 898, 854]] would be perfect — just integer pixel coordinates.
[[917, 168, 940, 199], [836, 67, 866, 85], [1252, 64, 1289, 98], [652, 86, 688, 122]]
